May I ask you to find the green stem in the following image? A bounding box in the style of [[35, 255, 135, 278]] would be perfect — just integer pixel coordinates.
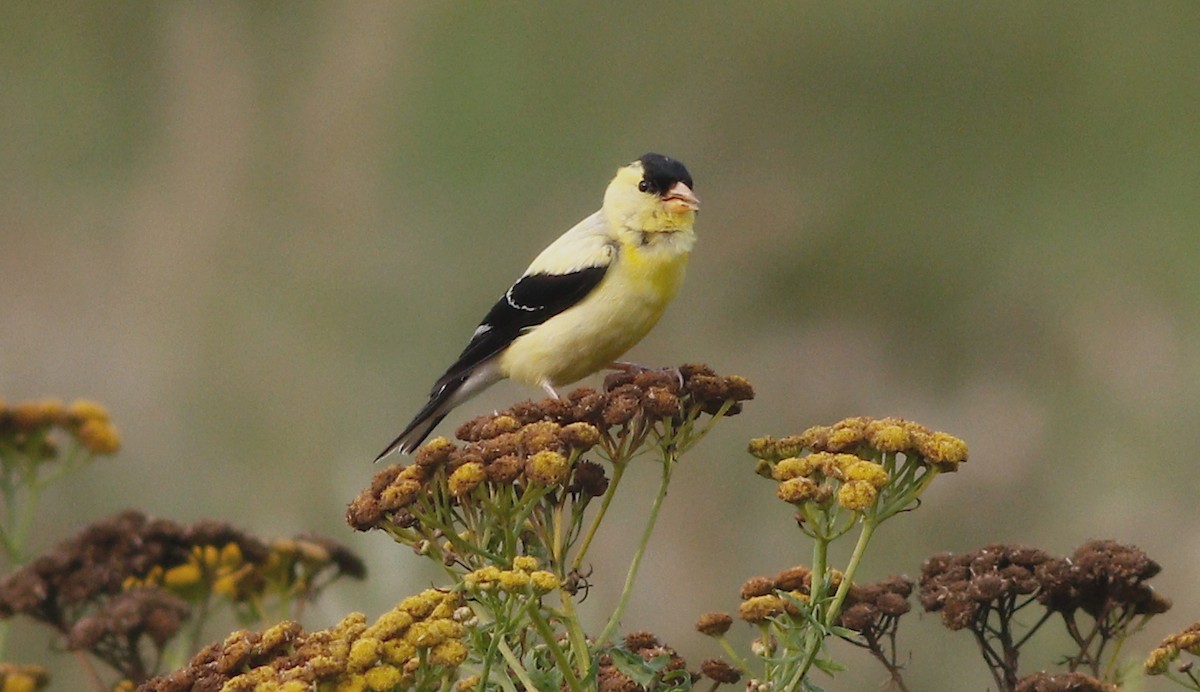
[[529, 607, 583, 691], [789, 516, 879, 687], [596, 448, 675, 646], [496, 639, 538, 691], [558, 588, 592, 674], [715, 635, 752, 674], [787, 530, 831, 685], [824, 518, 877, 627], [570, 460, 628, 573]]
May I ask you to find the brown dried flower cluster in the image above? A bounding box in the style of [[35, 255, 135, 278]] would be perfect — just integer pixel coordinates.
[[596, 631, 691, 691], [347, 417, 603, 534], [0, 510, 363, 683], [1035, 540, 1169, 618], [141, 589, 469, 691], [1145, 620, 1200, 676], [0, 397, 121, 458], [460, 364, 753, 440], [919, 544, 1052, 631], [834, 575, 914, 639], [0, 511, 261, 623], [920, 541, 1169, 690], [1014, 671, 1118, 692], [749, 416, 967, 472], [347, 364, 753, 535], [66, 586, 190, 676]]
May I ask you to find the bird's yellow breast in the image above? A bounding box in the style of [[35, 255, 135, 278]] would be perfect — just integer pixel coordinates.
[[499, 233, 691, 387]]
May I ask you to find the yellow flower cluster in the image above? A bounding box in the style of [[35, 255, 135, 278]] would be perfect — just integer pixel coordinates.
[[750, 417, 969, 513], [126, 533, 365, 616], [127, 543, 251, 600], [749, 416, 967, 472], [1145, 620, 1200, 675], [765, 451, 889, 511], [463, 556, 561, 596], [0, 397, 121, 457], [0, 663, 49, 692], [207, 590, 470, 691]]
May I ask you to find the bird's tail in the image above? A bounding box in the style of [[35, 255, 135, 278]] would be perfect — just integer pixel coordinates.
[[375, 364, 502, 462], [375, 402, 448, 461]]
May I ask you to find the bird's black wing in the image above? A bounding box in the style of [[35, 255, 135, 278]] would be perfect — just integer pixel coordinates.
[[432, 265, 609, 391], [375, 264, 610, 459]]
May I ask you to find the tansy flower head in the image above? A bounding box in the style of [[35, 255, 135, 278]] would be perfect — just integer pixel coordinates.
[[520, 421, 563, 454], [699, 658, 742, 684], [777, 477, 822, 504], [463, 565, 502, 591], [773, 566, 812, 592], [415, 437, 456, 467], [695, 612, 733, 637], [917, 431, 969, 471], [771, 456, 816, 481], [486, 454, 523, 484], [739, 576, 776, 600], [348, 637, 383, 671], [77, 419, 121, 454], [397, 590, 443, 619], [569, 459, 609, 497], [379, 479, 422, 511], [529, 571, 560, 593], [559, 421, 601, 449], [845, 460, 888, 488], [739, 595, 785, 623], [836, 480, 878, 511], [381, 639, 417, 666], [447, 462, 485, 497], [525, 450, 568, 486], [429, 639, 468, 667], [864, 418, 909, 453], [1143, 621, 1200, 677], [65, 399, 110, 424], [363, 664, 403, 690], [10, 399, 66, 430], [498, 569, 531, 592]]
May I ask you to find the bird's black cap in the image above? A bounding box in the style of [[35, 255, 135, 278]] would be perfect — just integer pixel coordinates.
[[637, 153, 693, 196]]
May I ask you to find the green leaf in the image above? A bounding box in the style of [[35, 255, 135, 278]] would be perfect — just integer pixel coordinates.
[[607, 648, 659, 685], [811, 656, 846, 675]]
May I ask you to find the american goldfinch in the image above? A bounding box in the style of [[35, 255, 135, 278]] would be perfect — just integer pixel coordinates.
[[376, 153, 699, 460]]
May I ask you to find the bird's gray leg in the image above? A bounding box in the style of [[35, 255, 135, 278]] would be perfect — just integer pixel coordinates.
[[541, 382, 562, 400]]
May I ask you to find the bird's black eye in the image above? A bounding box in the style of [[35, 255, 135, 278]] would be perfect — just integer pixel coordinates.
[[638, 179, 655, 194]]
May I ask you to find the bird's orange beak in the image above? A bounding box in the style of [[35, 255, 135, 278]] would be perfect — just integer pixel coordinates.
[[662, 182, 700, 214]]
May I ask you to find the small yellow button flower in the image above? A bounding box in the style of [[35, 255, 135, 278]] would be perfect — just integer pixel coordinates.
[[448, 461, 486, 497], [836, 480, 878, 511]]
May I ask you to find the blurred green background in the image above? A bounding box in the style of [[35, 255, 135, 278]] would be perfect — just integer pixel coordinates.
[[3, 2, 1199, 689]]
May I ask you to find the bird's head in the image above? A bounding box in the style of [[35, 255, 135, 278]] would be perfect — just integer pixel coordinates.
[[603, 153, 699, 236]]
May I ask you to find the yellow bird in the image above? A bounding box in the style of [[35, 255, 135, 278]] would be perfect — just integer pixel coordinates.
[[376, 153, 699, 460]]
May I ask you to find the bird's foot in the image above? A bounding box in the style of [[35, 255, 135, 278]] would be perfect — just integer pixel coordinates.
[[608, 362, 684, 389], [541, 382, 563, 400]]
